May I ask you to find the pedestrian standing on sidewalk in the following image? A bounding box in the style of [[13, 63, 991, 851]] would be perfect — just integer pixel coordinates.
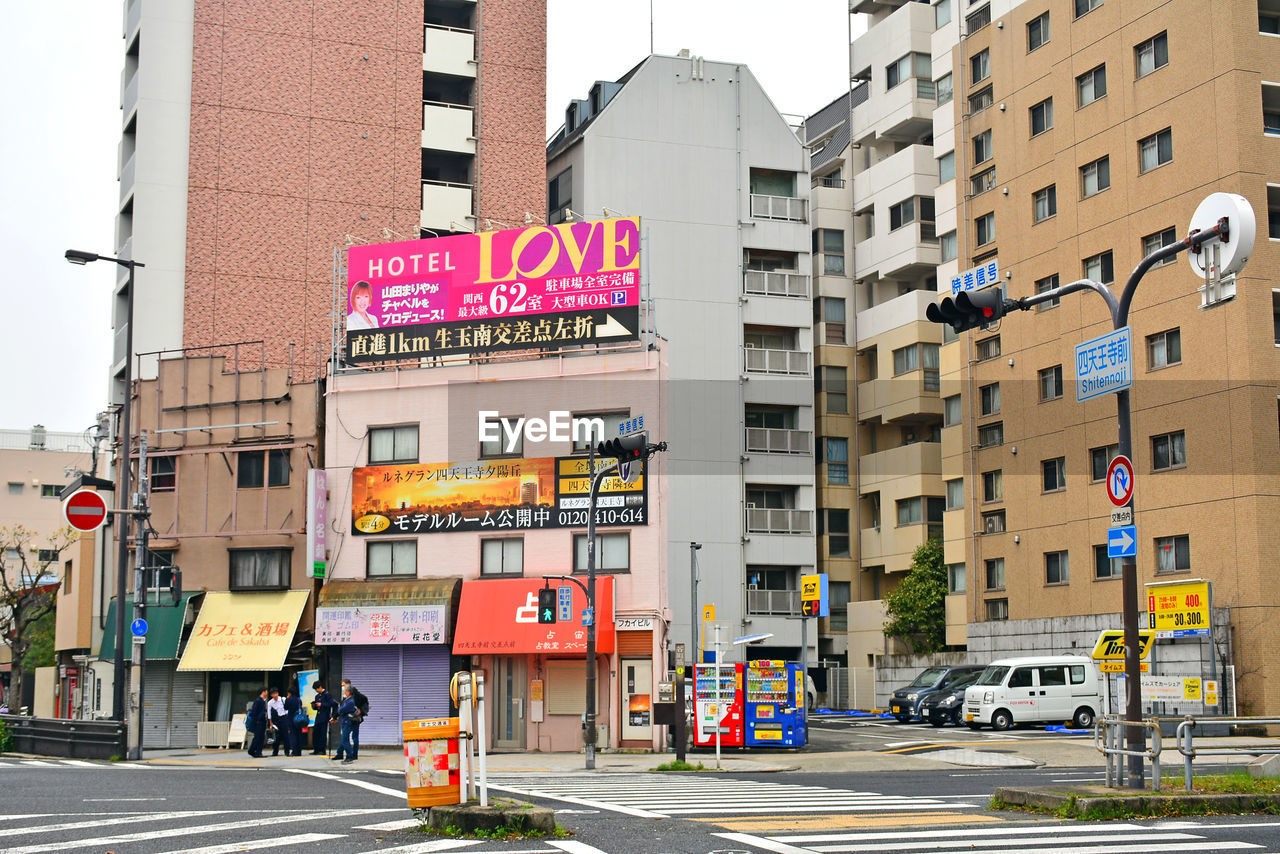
[[332, 685, 361, 764], [246, 687, 268, 758], [310, 682, 335, 756], [267, 687, 291, 757], [283, 686, 304, 757], [340, 679, 369, 761]]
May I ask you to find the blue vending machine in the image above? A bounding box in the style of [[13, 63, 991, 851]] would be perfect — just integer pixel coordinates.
[[744, 660, 807, 747]]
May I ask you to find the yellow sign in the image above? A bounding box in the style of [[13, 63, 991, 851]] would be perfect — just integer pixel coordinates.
[[1147, 580, 1210, 637], [1100, 661, 1149, 673], [801, 575, 821, 602], [1183, 678, 1202, 701], [530, 679, 544, 703], [177, 591, 309, 671], [702, 604, 716, 622], [1205, 680, 1219, 706], [1091, 629, 1155, 661]]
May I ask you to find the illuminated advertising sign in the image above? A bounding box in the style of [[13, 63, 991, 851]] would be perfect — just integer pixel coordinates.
[[351, 456, 647, 535], [344, 218, 641, 361]]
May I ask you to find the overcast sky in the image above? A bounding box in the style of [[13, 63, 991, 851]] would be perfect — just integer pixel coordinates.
[[0, 1, 855, 434]]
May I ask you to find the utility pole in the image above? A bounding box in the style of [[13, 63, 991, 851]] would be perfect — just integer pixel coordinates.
[[689, 543, 701, 666], [126, 432, 151, 761]]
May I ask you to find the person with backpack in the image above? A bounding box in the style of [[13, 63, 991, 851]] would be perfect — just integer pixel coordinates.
[[338, 679, 368, 762], [331, 685, 361, 764], [283, 686, 305, 757]]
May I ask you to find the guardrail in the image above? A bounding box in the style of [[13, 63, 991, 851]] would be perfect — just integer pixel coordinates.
[[0, 715, 126, 760], [1176, 715, 1280, 792], [1095, 715, 1163, 790]]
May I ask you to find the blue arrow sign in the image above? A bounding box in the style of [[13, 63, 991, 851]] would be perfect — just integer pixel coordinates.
[[582, 607, 594, 627], [1108, 525, 1137, 559], [130, 618, 148, 638]]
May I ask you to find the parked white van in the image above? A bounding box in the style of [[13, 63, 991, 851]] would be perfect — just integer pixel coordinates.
[[963, 655, 1101, 731]]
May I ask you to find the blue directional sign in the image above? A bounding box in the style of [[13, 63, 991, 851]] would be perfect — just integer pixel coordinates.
[[557, 585, 573, 623], [1108, 525, 1137, 559], [582, 607, 594, 627], [1075, 327, 1133, 402], [130, 618, 148, 638]]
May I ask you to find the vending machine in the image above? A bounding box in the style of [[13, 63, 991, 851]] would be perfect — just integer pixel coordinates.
[[693, 662, 744, 748], [744, 660, 807, 747]]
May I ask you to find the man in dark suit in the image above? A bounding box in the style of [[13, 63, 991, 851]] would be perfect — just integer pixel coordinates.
[[246, 687, 268, 758], [283, 687, 304, 757], [310, 682, 335, 756]]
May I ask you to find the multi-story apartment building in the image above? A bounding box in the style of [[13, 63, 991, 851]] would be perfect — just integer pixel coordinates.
[[546, 54, 817, 667], [845, 0, 1280, 717]]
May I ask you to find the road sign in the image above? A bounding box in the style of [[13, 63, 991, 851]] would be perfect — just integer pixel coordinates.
[[1106, 455, 1135, 507], [1147, 579, 1211, 638], [800, 573, 829, 618], [582, 607, 594, 627], [949, 258, 999, 295], [62, 488, 109, 532], [1108, 525, 1137, 559], [557, 585, 573, 623], [702, 604, 715, 622], [1075, 326, 1133, 402], [1205, 680, 1219, 706], [1110, 506, 1133, 526], [617, 416, 645, 484], [130, 618, 148, 638], [1091, 629, 1154, 660], [1100, 660, 1149, 674]]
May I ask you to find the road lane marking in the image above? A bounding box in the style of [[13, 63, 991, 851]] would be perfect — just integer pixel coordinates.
[[0, 810, 228, 838], [353, 818, 423, 830], [714, 831, 817, 854], [355, 840, 483, 854], [804, 832, 1209, 852], [285, 767, 407, 799], [487, 783, 665, 819], [152, 833, 346, 854], [549, 841, 612, 854]]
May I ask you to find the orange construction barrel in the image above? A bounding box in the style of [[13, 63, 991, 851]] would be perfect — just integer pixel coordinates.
[[402, 717, 461, 808]]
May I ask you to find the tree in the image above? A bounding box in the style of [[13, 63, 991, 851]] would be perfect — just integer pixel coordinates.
[[882, 537, 947, 655], [0, 525, 76, 710]]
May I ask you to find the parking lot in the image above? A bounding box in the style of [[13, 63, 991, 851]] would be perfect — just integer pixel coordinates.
[[802, 710, 1096, 753]]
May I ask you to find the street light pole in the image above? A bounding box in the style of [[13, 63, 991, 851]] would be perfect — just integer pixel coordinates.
[[65, 250, 144, 724]]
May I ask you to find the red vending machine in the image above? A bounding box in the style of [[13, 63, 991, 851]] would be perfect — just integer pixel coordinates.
[[693, 662, 744, 747]]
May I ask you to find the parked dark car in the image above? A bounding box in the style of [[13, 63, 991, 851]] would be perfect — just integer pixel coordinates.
[[889, 665, 986, 722], [918, 670, 982, 726]]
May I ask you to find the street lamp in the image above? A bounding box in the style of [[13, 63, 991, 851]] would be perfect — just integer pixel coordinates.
[[65, 249, 145, 727]]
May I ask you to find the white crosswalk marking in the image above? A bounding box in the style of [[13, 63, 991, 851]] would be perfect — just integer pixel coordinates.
[[353, 817, 425, 830], [355, 840, 483, 854], [488, 773, 977, 818], [151, 832, 346, 854]]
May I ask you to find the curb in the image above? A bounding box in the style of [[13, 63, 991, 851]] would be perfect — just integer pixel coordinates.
[[994, 786, 1280, 817]]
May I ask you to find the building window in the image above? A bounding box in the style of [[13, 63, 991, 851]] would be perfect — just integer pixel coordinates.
[[887, 52, 931, 90], [943, 394, 962, 427], [1045, 551, 1069, 585], [982, 510, 1006, 536], [979, 382, 1000, 416], [976, 336, 1001, 361], [1142, 227, 1178, 266], [966, 3, 991, 33], [40, 484, 63, 498], [1139, 128, 1173, 172], [945, 478, 964, 510], [1094, 544, 1122, 579], [480, 538, 523, 576], [1083, 250, 1115, 284], [1027, 11, 1050, 51], [1135, 31, 1168, 78], [1075, 0, 1102, 19], [571, 412, 627, 452], [944, 563, 965, 594], [480, 415, 522, 457], [1147, 328, 1181, 369], [970, 48, 990, 85], [940, 230, 958, 262], [6, 482, 20, 496], [893, 343, 939, 375], [1151, 430, 1187, 471], [890, 198, 915, 230], [37, 549, 59, 563], [935, 0, 952, 28], [369, 425, 418, 464], [367, 540, 416, 577], [1033, 185, 1057, 223], [1155, 534, 1190, 573], [1042, 457, 1066, 492], [1030, 97, 1054, 136], [1039, 365, 1064, 401], [230, 548, 292, 589], [969, 85, 994, 115], [1090, 443, 1119, 482], [548, 167, 573, 224], [972, 129, 992, 165], [986, 598, 1009, 621], [268, 449, 290, 487], [150, 456, 176, 491], [936, 72, 953, 105], [819, 228, 846, 275], [1081, 156, 1110, 197], [938, 150, 956, 184], [822, 509, 851, 557], [826, 438, 849, 485], [62, 560, 72, 596], [975, 212, 995, 247], [817, 365, 848, 414], [1077, 65, 1107, 107], [978, 422, 1004, 448], [985, 557, 1005, 590], [1264, 10, 1280, 33], [574, 532, 630, 573], [896, 496, 944, 528], [971, 167, 997, 197], [1035, 274, 1060, 310], [237, 450, 288, 488], [982, 469, 1003, 502]]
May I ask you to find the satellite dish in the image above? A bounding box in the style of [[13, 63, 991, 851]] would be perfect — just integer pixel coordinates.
[[1187, 192, 1255, 280]]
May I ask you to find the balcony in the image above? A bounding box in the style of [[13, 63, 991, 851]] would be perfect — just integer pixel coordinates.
[[747, 588, 800, 616], [860, 522, 939, 574], [854, 220, 940, 282], [423, 24, 476, 78], [750, 194, 807, 222], [744, 347, 810, 376], [422, 101, 475, 154], [745, 427, 813, 456], [743, 270, 810, 299], [858, 442, 942, 489], [119, 151, 136, 197], [856, 289, 937, 344], [851, 145, 937, 212], [850, 1, 936, 143], [857, 374, 942, 424], [124, 0, 141, 41], [120, 67, 139, 118], [745, 508, 813, 536], [420, 180, 473, 232]]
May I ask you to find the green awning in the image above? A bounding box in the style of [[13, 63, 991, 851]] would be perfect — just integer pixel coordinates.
[[98, 592, 202, 661]]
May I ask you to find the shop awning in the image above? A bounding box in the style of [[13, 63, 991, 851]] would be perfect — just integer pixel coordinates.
[[453, 576, 614, 656], [315, 578, 460, 645], [99, 593, 203, 661], [177, 590, 309, 671]]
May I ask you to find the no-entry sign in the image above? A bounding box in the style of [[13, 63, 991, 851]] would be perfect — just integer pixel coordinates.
[[62, 488, 108, 532]]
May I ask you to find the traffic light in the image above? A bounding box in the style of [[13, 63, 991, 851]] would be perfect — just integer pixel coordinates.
[[538, 588, 557, 624], [925, 288, 1016, 333], [596, 431, 648, 462]]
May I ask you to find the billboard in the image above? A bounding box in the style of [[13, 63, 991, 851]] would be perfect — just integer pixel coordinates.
[[345, 218, 641, 362], [351, 456, 647, 535]]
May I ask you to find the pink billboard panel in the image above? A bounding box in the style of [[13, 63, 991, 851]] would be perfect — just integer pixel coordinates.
[[345, 218, 641, 362]]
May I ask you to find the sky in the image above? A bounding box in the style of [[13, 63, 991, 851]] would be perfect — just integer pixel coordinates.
[[0, 1, 855, 434]]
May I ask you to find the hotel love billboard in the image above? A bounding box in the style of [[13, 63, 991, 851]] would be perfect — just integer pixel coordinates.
[[345, 218, 641, 362]]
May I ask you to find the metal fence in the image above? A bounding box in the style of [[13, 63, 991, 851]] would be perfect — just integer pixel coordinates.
[[0, 715, 126, 760]]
